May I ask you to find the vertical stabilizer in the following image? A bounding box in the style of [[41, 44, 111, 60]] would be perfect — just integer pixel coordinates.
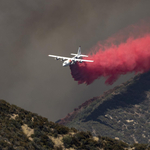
[[77, 46, 81, 55]]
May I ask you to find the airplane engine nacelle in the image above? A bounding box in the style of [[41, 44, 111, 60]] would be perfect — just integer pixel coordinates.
[[55, 57, 59, 60], [79, 60, 82, 63], [62, 58, 65, 61]]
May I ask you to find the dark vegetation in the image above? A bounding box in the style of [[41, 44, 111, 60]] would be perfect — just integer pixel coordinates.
[[58, 71, 150, 144], [1, 99, 149, 149]]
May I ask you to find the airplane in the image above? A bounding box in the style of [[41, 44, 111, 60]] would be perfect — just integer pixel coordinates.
[[48, 46, 94, 67]]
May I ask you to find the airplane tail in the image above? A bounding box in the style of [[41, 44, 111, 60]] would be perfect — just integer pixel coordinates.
[[78, 46, 88, 57], [77, 46, 81, 55], [71, 46, 88, 57]]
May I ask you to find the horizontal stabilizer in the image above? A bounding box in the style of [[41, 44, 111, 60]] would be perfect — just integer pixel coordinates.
[[71, 53, 77, 56], [70, 53, 88, 57], [80, 55, 88, 57]]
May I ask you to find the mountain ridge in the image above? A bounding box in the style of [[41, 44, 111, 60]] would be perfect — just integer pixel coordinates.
[[57, 71, 150, 144]]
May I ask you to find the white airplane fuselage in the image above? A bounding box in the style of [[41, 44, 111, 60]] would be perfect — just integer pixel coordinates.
[[62, 56, 79, 67], [62, 59, 72, 67]]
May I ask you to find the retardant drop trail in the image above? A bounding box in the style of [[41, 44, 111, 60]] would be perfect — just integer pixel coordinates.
[[70, 35, 150, 85]]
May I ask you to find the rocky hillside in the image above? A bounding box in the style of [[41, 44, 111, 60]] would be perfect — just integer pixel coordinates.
[[57, 71, 150, 144], [1, 99, 145, 150]]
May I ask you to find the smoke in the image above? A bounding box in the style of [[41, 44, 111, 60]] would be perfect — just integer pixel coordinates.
[[1, 0, 150, 121], [70, 22, 150, 85]]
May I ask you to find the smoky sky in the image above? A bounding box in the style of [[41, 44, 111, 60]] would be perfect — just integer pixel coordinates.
[[1, 0, 150, 121]]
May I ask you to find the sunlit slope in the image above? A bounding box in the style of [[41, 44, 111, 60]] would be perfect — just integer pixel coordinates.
[[58, 71, 150, 144]]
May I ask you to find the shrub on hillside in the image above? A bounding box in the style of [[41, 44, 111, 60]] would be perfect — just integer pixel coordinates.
[[0, 101, 9, 113], [100, 137, 127, 150], [62, 136, 72, 148], [133, 143, 148, 150], [33, 137, 41, 143], [80, 138, 100, 150], [32, 128, 43, 138], [55, 125, 69, 134], [70, 127, 78, 133], [9, 119, 21, 129], [33, 134, 54, 149], [74, 131, 92, 141], [40, 134, 54, 149], [0, 140, 10, 147], [71, 136, 80, 147]]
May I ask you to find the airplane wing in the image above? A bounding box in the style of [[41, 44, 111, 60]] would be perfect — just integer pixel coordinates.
[[48, 54, 94, 62], [48, 55, 71, 61], [73, 58, 94, 62]]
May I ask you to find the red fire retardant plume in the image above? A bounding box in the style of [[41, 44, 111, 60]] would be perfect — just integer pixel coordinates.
[[70, 35, 150, 85]]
